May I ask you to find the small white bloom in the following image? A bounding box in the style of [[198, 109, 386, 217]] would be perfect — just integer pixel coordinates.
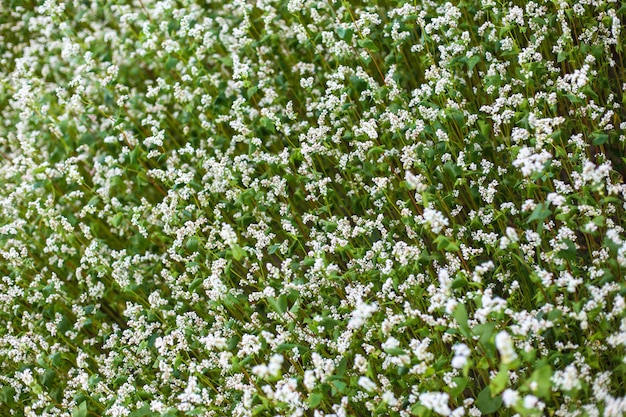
[[421, 208, 449, 234], [451, 343, 470, 369], [382, 336, 400, 351], [420, 391, 452, 416], [358, 376, 377, 392], [406, 171, 427, 192], [523, 394, 538, 410], [495, 331, 518, 364], [348, 299, 378, 329], [502, 389, 519, 407], [382, 390, 398, 406]]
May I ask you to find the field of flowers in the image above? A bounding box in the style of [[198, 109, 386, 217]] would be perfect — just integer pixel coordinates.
[[1, 0, 626, 416]]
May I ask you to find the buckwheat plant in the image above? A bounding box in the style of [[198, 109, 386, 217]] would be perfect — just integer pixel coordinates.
[[1, 0, 625, 416]]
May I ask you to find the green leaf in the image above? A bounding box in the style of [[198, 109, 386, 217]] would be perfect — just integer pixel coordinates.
[[526, 363, 552, 398], [231, 244, 246, 261], [450, 275, 467, 290], [357, 38, 379, 52], [247, 86, 258, 99], [331, 380, 347, 395], [129, 405, 153, 417], [526, 203, 552, 224], [268, 244, 281, 254], [267, 294, 288, 314], [476, 387, 502, 414], [186, 236, 200, 252], [129, 146, 140, 165], [384, 347, 406, 356], [489, 364, 509, 395], [450, 377, 468, 398], [41, 369, 56, 388], [336, 27, 353, 42], [189, 277, 203, 292], [467, 55, 481, 72], [161, 410, 178, 417], [0, 386, 16, 404], [472, 323, 496, 346], [260, 117, 276, 132], [309, 392, 324, 408], [411, 404, 430, 417], [111, 213, 124, 227], [434, 235, 458, 252], [276, 343, 302, 353], [50, 352, 62, 367], [72, 401, 88, 417], [367, 146, 385, 158], [452, 303, 470, 337], [336, 356, 348, 377], [592, 132, 609, 145]]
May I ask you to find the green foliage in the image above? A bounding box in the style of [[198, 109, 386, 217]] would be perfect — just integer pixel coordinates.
[[1, 0, 625, 416]]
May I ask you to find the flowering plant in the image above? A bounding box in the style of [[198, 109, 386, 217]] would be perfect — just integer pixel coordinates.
[[1, 0, 625, 416]]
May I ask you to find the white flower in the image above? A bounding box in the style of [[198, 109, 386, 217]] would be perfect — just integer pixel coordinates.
[[303, 370, 316, 391], [287, 0, 304, 13], [268, 354, 284, 377], [382, 390, 398, 406], [451, 343, 470, 369], [252, 364, 269, 378], [512, 146, 552, 177], [419, 392, 452, 416], [495, 331, 518, 364], [523, 394, 538, 410], [382, 336, 400, 351], [552, 364, 582, 391], [405, 171, 427, 192], [502, 389, 519, 407], [358, 376, 377, 392], [347, 299, 378, 329], [421, 208, 449, 234]]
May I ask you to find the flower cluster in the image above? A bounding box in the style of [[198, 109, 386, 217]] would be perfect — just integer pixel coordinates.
[[0, 0, 625, 416]]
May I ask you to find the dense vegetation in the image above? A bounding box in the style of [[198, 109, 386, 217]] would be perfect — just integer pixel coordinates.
[[1, 0, 626, 416]]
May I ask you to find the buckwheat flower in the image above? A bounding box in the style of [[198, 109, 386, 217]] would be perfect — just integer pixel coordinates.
[[347, 298, 378, 329], [495, 331, 518, 364], [502, 389, 519, 407], [420, 392, 451, 416], [252, 363, 269, 378], [238, 334, 261, 358], [547, 192, 566, 208], [451, 343, 470, 369], [506, 227, 519, 242], [382, 390, 398, 406], [268, 354, 283, 377], [355, 118, 379, 140], [220, 223, 238, 247], [604, 396, 626, 417], [358, 376, 377, 392], [552, 364, 582, 391], [350, 354, 367, 374], [150, 400, 166, 413], [405, 171, 427, 192], [500, 226, 519, 249], [382, 336, 400, 351], [523, 394, 538, 410], [16, 368, 34, 386], [450, 407, 465, 417], [421, 208, 449, 234], [512, 146, 552, 177]]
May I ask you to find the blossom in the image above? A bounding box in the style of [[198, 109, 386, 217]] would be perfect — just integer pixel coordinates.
[[358, 376, 377, 392], [495, 331, 518, 364]]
